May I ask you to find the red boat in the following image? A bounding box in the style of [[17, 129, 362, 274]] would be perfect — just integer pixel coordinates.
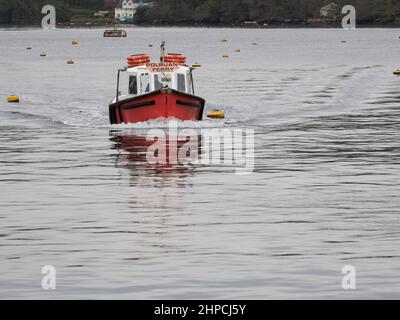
[[109, 47, 205, 124]]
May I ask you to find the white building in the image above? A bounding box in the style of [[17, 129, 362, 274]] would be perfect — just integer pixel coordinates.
[[115, 0, 140, 22]]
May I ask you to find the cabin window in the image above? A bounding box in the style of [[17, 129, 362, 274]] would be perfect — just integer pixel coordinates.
[[128, 75, 137, 95], [177, 74, 186, 92], [188, 73, 194, 94], [140, 73, 150, 94], [154, 74, 172, 91]]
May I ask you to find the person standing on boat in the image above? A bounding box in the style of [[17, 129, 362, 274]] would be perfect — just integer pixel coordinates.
[[129, 76, 137, 95], [160, 41, 166, 62]]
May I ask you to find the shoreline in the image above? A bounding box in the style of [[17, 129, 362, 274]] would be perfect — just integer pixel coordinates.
[[1, 21, 400, 30]]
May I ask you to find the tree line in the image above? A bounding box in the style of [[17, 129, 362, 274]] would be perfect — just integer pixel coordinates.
[[0, 0, 104, 25], [136, 0, 400, 25], [1, 0, 400, 25]]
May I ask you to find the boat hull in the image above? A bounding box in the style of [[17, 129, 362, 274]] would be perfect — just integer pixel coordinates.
[[109, 89, 205, 124]]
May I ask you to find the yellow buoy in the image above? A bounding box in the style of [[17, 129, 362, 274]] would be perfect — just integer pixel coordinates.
[[393, 69, 400, 75], [72, 40, 78, 45], [207, 109, 225, 119], [192, 63, 202, 68], [40, 52, 46, 57], [67, 58, 74, 65], [223, 54, 230, 58], [7, 95, 20, 103]]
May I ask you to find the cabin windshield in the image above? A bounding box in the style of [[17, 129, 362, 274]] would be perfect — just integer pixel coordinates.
[[127, 69, 194, 95], [154, 73, 172, 91], [128, 74, 138, 95], [188, 73, 194, 94], [177, 73, 186, 92], [139, 73, 151, 94]]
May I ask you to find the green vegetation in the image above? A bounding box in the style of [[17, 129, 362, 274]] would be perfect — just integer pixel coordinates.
[[137, 0, 400, 25], [0, 0, 107, 25], [1, 0, 400, 26]]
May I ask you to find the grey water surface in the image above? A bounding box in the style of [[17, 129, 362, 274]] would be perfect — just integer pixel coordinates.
[[0, 27, 400, 299]]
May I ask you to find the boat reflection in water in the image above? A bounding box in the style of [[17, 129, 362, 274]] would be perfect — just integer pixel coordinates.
[[110, 130, 202, 188]]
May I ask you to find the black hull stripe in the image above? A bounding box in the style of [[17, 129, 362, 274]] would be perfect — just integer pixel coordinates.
[[123, 100, 156, 110], [176, 100, 202, 108]]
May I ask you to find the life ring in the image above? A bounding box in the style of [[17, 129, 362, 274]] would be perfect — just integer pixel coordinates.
[[127, 54, 150, 67], [128, 54, 150, 60], [164, 53, 186, 64]]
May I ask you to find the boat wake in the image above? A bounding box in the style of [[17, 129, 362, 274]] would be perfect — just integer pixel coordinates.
[[0, 109, 67, 129], [110, 118, 228, 130]]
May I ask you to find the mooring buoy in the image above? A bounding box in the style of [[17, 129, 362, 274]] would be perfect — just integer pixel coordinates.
[[7, 95, 20, 103], [207, 109, 225, 119]]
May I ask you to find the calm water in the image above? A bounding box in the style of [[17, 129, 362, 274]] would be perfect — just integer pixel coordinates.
[[1, 27, 400, 299]]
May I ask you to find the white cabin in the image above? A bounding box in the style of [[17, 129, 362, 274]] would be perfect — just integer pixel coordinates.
[[123, 64, 194, 97]]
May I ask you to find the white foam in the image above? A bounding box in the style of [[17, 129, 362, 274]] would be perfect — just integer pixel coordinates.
[[111, 118, 227, 130]]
